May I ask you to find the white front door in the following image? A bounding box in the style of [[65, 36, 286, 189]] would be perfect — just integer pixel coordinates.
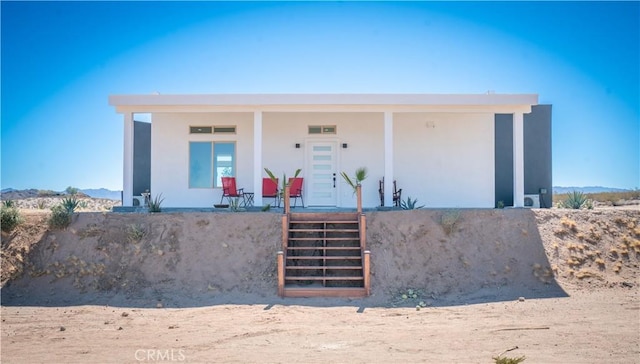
[[306, 141, 338, 206]]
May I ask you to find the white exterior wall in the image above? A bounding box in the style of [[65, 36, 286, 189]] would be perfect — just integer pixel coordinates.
[[151, 112, 254, 207], [262, 112, 384, 208], [393, 113, 495, 208]]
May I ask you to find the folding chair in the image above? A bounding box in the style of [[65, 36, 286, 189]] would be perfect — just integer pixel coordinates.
[[288, 177, 304, 208], [262, 178, 279, 207], [220, 177, 245, 205]]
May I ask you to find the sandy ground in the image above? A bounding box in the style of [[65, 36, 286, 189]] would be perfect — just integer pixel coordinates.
[[1, 205, 639, 363]]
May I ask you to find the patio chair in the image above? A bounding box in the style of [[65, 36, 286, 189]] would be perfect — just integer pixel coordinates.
[[288, 177, 304, 208], [220, 177, 245, 205], [262, 177, 279, 207], [378, 178, 402, 207]]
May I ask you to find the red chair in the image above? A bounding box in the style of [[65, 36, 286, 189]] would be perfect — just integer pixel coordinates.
[[220, 177, 245, 205], [288, 177, 304, 208], [262, 178, 279, 207]]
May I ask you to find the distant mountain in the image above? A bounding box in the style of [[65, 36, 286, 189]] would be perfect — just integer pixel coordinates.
[[553, 186, 633, 194], [1, 188, 17, 194], [81, 188, 122, 200]]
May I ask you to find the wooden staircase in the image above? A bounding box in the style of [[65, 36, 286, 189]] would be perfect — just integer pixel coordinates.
[[277, 212, 370, 297]]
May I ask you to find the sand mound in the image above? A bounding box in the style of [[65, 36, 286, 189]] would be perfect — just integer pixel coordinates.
[[2, 208, 638, 307]]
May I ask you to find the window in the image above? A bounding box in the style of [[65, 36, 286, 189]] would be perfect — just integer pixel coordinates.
[[213, 126, 236, 134], [190, 126, 212, 134], [308, 125, 336, 134], [189, 142, 235, 188]]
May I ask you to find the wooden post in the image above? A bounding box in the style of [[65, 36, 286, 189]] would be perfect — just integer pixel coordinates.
[[359, 214, 366, 251], [281, 214, 288, 251], [277, 251, 285, 297], [284, 185, 290, 215], [363, 250, 371, 296], [356, 184, 362, 214]]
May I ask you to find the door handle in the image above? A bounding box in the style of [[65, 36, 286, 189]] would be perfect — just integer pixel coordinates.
[[333, 173, 336, 188]]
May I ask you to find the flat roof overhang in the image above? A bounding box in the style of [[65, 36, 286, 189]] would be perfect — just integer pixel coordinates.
[[109, 93, 538, 114]]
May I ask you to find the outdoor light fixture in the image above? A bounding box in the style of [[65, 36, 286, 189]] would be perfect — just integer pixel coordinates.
[[295, 143, 301, 148], [342, 143, 348, 149]]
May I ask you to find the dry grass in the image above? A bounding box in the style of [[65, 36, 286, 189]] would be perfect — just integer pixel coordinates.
[[554, 190, 640, 206]]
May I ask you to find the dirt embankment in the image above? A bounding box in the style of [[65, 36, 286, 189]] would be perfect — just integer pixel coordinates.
[[1, 208, 638, 307]]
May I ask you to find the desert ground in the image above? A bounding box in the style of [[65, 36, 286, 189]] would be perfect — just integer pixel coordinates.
[[1, 195, 638, 363]]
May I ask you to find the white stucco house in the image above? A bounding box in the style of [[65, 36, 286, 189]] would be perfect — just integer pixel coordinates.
[[109, 93, 552, 209]]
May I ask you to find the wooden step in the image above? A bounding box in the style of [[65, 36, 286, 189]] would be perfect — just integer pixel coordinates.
[[288, 237, 360, 241], [285, 276, 363, 281], [286, 256, 362, 260], [286, 266, 362, 270], [290, 212, 359, 222], [282, 287, 368, 298], [289, 228, 359, 233], [287, 246, 361, 251]]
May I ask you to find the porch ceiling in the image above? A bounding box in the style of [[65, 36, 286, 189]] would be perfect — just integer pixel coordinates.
[[109, 93, 538, 114]]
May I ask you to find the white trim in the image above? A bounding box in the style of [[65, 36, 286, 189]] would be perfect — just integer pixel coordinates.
[[253, 111, 263, 206], [513, 112, 525, 207], [123, 112, 134, 206], [384, 111, 394, 207], [109, 93, 537, 114]]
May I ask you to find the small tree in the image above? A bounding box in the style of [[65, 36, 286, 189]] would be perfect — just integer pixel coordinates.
[[65, 186, 79, 195]]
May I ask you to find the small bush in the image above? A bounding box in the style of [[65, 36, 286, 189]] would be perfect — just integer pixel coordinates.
[[127, 224, 146, 243], [3, 200, 16, 208], [49, 205, 73, 229], [65, 186, 79, 195], [493, 356, 526, 364], [440, 209, 461, 235], [1, 204, 24, 232], [148, 193, 164, 213]]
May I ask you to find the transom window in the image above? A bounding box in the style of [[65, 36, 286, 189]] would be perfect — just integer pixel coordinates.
[[189, 142, 236, 188], [308, 125, 336, 134], [190, 125, 236, 134]]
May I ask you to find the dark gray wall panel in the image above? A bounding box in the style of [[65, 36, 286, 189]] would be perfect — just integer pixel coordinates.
[[524, 104, 553, 208], [133, 121, 151, 196], [495, 114, 514, 207]]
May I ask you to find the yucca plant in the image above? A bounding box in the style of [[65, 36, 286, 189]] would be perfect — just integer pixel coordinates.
[[61, 196, 79, 214], [3, 200, 16, 208], [340, 167, 368, 195], [558, 190, 590, 209], [400, 196, 424, 210], [148, 193, 164, 213]]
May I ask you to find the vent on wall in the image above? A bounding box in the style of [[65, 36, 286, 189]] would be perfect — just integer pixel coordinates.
[[524, 194, 540, 208]]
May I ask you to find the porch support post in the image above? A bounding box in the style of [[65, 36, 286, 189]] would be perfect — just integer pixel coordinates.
[[513, 112, 525, 207], [253, 111, 263, 207], [384, 111, 394, 207], [123, 112, 134, 207]]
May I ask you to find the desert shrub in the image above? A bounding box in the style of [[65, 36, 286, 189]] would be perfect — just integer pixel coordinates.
[[440, 209, 461, 235], [3, 200, 16, 208], [127, 224, 146, 243], [65, 186, 79, 195], [38, 189, 57, 197], [557, 190, 590, 209], [61, 196, 79, 213], [1, 203, 24, 232], [400, 197, 424, 210], [496, 200, 505, 209], [77, 200, 89, 210], [493, 356, 526, 364], [148, 193, 164, 213], [49, 205, 72, 229], [36, 199, 47, 209]]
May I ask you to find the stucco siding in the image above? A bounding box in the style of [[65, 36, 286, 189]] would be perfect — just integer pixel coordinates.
[[151, 112, 254, 207], [262, 112, 384, 207], [394, 113, 495, 208]]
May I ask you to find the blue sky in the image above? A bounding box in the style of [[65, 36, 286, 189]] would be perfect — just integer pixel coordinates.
[[1, 1, 638, 191]]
